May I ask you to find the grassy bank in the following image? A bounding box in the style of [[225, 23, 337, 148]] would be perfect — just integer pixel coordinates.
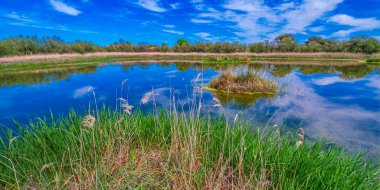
[[0, 52, 369, 65], [0, 108, 378, 189]]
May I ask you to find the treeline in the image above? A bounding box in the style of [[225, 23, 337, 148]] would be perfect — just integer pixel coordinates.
[[0, 34, 379, 56]]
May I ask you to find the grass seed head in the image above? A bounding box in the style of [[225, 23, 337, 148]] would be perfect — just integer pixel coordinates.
[[141, 91, 153, 104], [82, 115, 96, 129]]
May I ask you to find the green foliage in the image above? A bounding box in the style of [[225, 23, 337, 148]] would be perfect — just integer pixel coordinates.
[[174, 38, 191, 52], [366, 58, 380, 63], [0, 35, 379, 57], [160, 43, 169, 52], [345, 36, 380, 54], [275, 34, 297, 52]]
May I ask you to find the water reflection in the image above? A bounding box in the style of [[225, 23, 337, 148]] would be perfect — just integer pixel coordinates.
[[0, 65, 98, 86], [0, 62, 379, 158], [1, 62, 378, 87], [211, 90, 275, 110]]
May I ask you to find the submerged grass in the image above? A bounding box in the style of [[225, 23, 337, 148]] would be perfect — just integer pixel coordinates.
[[208, 71, 279, 95], [0, 107, 378, 189]]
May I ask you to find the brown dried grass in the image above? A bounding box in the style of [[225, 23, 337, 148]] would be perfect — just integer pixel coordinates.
[[0, 52, 367, 64]]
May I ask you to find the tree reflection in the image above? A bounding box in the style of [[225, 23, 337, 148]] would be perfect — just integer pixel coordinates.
[[0, 65, 98, 87]]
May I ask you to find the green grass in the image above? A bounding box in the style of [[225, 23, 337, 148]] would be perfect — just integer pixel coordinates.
[[366, 58, 380, 63], [0, 108, 378, 189], [0, 55, 204, 74]]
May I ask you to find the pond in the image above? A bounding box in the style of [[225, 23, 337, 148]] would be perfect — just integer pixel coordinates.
[[0, 62, 379, 158]]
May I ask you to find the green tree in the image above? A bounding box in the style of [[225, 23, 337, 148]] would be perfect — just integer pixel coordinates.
[[275, 34, 297, 52], [249, 43, 265, 53], [345, 36, 380, 54], [174, 38, 190, 52]]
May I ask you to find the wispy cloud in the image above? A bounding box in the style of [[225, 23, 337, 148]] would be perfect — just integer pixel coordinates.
[[162, 29, 183, 35], [137, 0, 166, 12], [49, 0, 81, 16], [329, 14, 380, 37], [9, 22, 69, 31], [195, 32, 218, 41], [190, 0, 205, 10], [162, 24, 175, 28], [309, 26, 325, 32], [170, 3, 180, 9], [5, 12, 33, 22], [192, 0, 343, 42]]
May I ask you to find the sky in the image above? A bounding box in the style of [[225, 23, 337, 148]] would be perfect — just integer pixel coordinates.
[[0, 0, 379, 45]]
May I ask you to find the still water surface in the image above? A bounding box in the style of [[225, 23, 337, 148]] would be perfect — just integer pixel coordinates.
[[0, 62, 379, 158]]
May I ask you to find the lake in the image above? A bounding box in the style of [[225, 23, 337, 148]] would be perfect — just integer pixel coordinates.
[[0, 62, 379, 158]]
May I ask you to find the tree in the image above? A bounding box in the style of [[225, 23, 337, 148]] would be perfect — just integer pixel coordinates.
[[275, 34, 297, 52], [249, 43, 265, 53], [174, 38, 190, 52], [160, 43, 169, 52], [71, 41, 85, 53], [345, 36, 380, 54]]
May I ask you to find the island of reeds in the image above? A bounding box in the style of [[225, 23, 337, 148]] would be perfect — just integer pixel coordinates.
[[0, 106, 378, 189], [204, 71, 279, 95]]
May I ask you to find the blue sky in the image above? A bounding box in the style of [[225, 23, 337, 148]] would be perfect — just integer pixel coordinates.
[[0, 0, 379, 45]]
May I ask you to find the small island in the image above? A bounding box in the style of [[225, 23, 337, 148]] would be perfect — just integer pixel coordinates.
[[204, 71, 279, 95]]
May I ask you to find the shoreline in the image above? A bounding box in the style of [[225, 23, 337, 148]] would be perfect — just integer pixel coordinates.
[[0, 52, 369, 65]]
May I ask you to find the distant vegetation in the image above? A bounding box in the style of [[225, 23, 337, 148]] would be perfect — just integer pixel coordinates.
[[0, 34, 379, 57], [207, 71, 279, 95]]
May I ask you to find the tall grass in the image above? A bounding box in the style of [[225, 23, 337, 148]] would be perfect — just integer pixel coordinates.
[[0, 52, 367, 64], [0, 105, 378, 189], [208, 71, 279, 95]]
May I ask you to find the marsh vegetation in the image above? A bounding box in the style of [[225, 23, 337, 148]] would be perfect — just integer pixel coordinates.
[[207, 71, 279, 95], [0, 107, 378, 189]]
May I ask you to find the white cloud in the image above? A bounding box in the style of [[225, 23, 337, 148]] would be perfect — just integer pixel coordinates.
[[309, 26, 325, 32], [5, 12, 33, 22], [279, 0, 343, 34], [329, 14, 380, 28], [137, 0, 166, 12], [170, 3, 180, 9], [9, 22, 69, 31], [191, 0, 205, 10], [162, 24, 175, 28], [195, 32, 218, 41], [329, 14, 380, 37], [275, 2, 295, 11], [192, 0, 343, 42], [162, 29, 184, 35], [49, 0, 81, 16]]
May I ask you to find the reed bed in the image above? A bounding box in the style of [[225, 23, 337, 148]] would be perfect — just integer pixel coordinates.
[[208, 71, 279, 95], [0, 106, 378, 189], [0, 52, 367, 64]]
